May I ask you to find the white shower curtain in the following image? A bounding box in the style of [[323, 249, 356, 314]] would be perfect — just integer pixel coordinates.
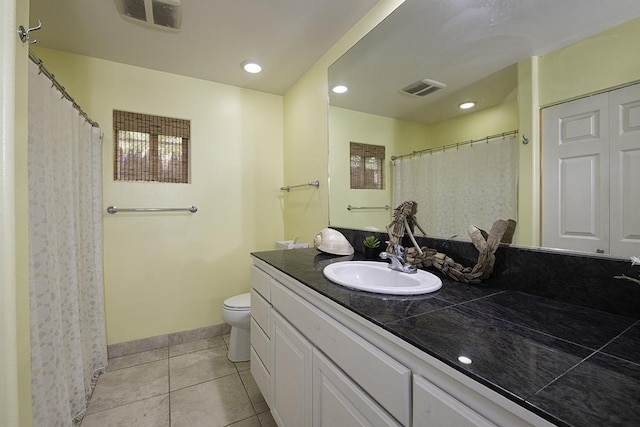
[[393, 135, 518, 241], [28, 61, 107, 425]]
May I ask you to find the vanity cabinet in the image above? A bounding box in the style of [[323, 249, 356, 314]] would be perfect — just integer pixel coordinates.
[[251, 263, 408, 427], [250, 259, 553, 427]]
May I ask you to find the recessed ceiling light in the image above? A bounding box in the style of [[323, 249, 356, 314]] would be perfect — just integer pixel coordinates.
[[332, 85, 348, 94], [242, 61, 262, 74], [459, 101, 476, 110], [458, 355, 473, 365]]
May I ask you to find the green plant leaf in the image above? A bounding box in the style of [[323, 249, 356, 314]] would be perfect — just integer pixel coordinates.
[[363, 235, 381, 248], [614, 274, 640, 285]]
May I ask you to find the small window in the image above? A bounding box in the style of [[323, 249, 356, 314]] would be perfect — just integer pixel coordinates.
[[113, 110, 190, 183], [350, 142, 385, 189]]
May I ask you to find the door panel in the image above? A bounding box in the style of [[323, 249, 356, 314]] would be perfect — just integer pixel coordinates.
[[542, 93, 610, 253], [559, 154, 600, 238], [610, 84, 640, 256]]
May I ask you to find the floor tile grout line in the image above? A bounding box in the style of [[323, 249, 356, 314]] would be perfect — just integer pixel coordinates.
[[223, 414, 260, 427], [237, 368, 259, 415], [169, 370, 242, 394], [82, 392, 171, 420]]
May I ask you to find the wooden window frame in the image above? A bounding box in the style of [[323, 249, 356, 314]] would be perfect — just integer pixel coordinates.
[[350, 142, 385, 190], [113, 110, 190, 183]]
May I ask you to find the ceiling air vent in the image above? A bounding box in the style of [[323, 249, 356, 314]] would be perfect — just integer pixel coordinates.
[[401, 79, 447, 97], [115, 0, 182, 31]]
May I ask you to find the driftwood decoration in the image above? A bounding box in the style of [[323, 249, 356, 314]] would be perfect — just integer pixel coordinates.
[[385, 201, 427, 255], [386, 201, 516, 284]]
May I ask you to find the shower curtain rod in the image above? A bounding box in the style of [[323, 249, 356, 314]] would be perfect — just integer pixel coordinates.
[[28, 49, 100, 128], [391, 129, 518, 161]]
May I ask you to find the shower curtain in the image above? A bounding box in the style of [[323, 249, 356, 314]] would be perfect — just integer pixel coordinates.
[[28, 61, 107, 425], [393, 135, 518, 241]]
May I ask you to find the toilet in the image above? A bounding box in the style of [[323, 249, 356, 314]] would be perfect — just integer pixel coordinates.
[[222, 292, 251, 362]]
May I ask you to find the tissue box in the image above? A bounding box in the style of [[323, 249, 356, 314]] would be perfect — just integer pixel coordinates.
[[275, 240, 309, 250]]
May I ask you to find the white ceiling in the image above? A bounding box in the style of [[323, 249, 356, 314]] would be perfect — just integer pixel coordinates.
[[328, 0, 640, 124], [28, 0, 640, 122], [28, 0, 379, 95]]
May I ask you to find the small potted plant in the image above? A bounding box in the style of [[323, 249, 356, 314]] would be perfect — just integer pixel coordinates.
[[363, 235, 381, 259]]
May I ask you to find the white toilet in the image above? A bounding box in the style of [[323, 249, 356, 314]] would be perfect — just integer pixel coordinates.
[[222, 292, 251, 362]]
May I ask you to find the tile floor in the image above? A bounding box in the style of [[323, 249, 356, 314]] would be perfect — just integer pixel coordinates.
[[81, 335, 276, 427]]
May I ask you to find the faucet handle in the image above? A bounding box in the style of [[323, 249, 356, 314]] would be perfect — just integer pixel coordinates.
[[393, 244, 406, 259]]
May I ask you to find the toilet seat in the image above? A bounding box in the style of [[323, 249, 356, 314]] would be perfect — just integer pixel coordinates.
[[224, 292, 250, 311]]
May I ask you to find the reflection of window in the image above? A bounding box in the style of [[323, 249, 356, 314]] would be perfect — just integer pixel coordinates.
[[350, 142, 385, 189], [114, 110, 190, 183]]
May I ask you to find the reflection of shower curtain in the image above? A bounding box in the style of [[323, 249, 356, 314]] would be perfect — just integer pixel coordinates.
[[28, 61, 107, 424], [393, 136, 518, 241]]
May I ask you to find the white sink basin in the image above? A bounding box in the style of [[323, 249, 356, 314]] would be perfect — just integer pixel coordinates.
[[323, 261, 442, 295]]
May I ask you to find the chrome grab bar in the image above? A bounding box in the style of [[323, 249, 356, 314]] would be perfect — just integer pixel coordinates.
[[347, 205, 391, 211], [106, 205, 198, 214], [280, 180, 320, 192]]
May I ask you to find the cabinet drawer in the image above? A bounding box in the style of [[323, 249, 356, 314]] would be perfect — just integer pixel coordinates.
[[413, 375, 497, 427], [251, 265, 271, 301], [251, 347, 272, 408], [251, 317, 271, 372], [271, 281, 411, 426], [251, 289, 271, 337]]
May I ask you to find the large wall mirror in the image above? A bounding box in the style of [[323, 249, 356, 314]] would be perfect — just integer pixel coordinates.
[[328, 0, 640, 257]]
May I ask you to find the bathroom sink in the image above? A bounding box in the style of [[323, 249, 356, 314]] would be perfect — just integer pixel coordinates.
[[323, 261, 442, 295]]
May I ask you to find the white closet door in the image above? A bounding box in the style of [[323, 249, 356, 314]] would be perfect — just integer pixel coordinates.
[[609, 83, 640, 257], [542, 93, 610, 253]]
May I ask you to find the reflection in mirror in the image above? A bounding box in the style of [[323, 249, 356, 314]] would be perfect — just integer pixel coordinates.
[[328, 0, 640, 256]]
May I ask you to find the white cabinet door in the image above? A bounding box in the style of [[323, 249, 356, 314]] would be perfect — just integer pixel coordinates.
[[413, 375, 497, 427], [609, 83, 640, 256], [271, 310, 313, 427], [312, 349, 401, 427]]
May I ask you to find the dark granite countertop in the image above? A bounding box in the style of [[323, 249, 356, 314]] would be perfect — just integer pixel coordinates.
[[251, 248, 640, 427]]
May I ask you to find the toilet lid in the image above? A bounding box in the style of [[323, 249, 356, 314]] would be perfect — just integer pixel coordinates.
[[224, 292, 251, 309]]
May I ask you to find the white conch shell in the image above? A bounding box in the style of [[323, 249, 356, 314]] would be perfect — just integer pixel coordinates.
[[314, 228, 354, 256]]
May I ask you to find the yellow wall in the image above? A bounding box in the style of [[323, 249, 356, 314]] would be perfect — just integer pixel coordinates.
[[3, 0, 32, 425], [32, 48, 284, 345], [517, 57, 540, 247], [427, 100, 519, 148], [539, 16, 640, 107], [282, 0, 405, 244], [328, 106, 430, 230]]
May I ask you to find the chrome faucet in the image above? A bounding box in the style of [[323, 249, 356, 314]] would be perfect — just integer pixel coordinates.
[[379, 243, 417, 274]]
